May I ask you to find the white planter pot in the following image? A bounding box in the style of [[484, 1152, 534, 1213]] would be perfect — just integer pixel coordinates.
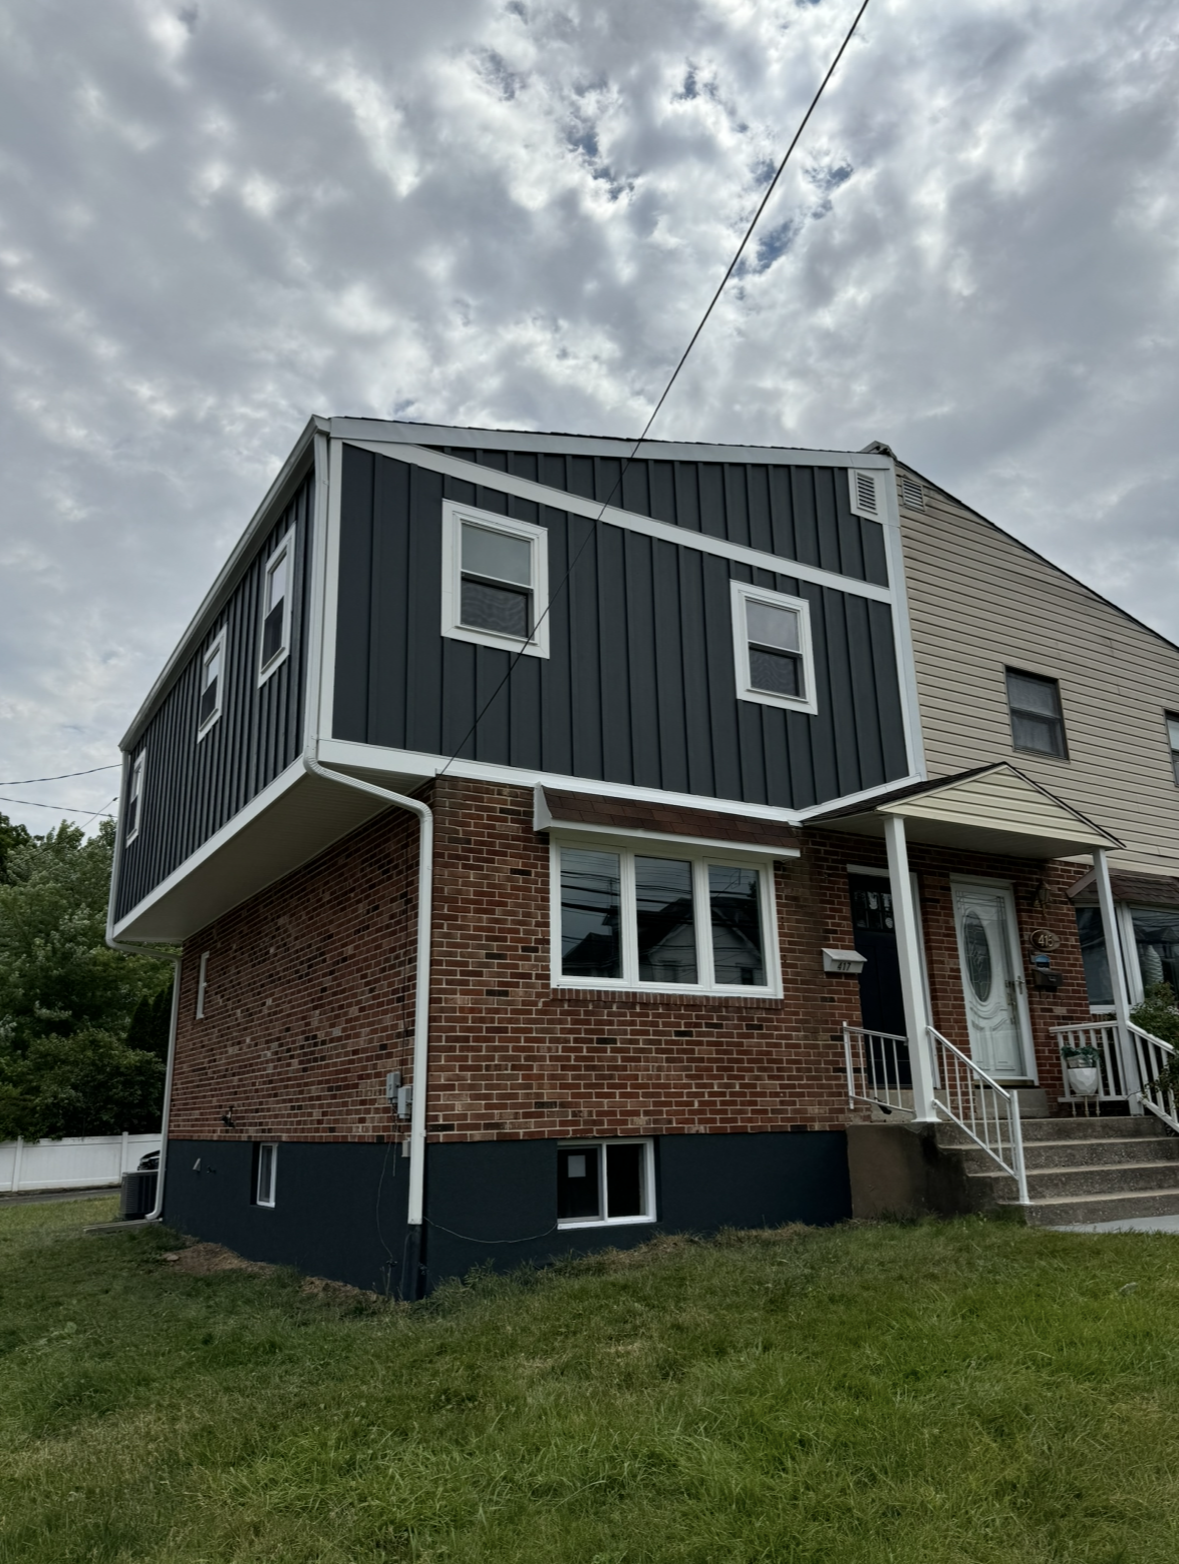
[[1067, 1066, 1100, 1097]]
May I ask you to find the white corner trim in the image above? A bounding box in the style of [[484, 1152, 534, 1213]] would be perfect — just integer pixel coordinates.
[[341, 438, 895, 606], [729, 579, 819, 716], [440, 499, 551, 659]]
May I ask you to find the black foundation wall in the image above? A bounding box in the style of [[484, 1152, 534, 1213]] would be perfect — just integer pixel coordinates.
[[163, 1130, 851, 1296]]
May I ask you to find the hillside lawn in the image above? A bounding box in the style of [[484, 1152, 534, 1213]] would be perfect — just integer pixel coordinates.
[[2, 1199, 1179, 1562]]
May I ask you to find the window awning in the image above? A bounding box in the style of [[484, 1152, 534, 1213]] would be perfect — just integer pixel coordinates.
[[805, 763, 1122, 860]]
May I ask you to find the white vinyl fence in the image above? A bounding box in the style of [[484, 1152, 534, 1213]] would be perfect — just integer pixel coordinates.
[[0, 1133, 161, 1194]]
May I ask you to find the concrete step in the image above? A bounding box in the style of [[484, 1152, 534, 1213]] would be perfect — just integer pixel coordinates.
[[957, 1136, 1179, 1174], [972, 1160, 1179, 1204], [934, 1116, 1168, 1150], [1005, 1188, 1179, 1227]]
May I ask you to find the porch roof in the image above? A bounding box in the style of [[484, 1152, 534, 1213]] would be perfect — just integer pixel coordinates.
[[806, 762, 1122, 860]]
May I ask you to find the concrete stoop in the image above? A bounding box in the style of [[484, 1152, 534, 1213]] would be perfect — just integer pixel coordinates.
[[847, 1114, 1179, 1226]]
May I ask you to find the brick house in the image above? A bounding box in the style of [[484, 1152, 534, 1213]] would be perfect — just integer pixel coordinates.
[[108, 420, 1179, 1294]]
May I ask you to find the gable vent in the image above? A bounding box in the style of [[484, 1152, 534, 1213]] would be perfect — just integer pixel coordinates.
[[900, 474, 925, 510], [848, 469, 882, 520]]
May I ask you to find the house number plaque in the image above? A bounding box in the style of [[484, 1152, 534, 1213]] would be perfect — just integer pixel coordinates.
[[1028, 928, 1061, 953]]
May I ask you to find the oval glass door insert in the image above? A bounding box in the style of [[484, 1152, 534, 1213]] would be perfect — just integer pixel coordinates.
[[963, 911, 993, 1001]]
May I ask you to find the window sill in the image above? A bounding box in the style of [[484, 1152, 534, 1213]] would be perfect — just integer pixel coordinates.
[[443, 623, 548, 659], [552, 979, 779, 999], [1011, 746, 1070, 764], [558, 1215, 657, 1230]]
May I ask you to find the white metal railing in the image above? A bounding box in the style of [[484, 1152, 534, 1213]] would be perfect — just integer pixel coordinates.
[[1052, 1022, 1128, 1106], [927, 1026, 1029, 1205], [843, 1023, 914, 1116], [1129, 1022, 1179, 1134]]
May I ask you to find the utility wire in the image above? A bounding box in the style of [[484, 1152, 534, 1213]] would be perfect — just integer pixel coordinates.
[[0, 794, 117, 820], [438, 0, 872, 775], [0, 763, 121, 786]]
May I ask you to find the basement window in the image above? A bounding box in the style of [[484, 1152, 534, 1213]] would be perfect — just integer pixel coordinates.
[[259, 532, 293, 682], [731, 581, 818, 714], [254, 1143, 277, 1208], [124, 753, 145, 845], [440, 500, 550, 658], [197, 629, 226, 738], [1006, 669, 1068, 758], [554, 844, 777, 994], [557, 1139, 655, 1228]]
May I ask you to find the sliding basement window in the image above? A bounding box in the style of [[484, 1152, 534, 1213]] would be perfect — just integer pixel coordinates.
[[557, 1139, 655, 1228]]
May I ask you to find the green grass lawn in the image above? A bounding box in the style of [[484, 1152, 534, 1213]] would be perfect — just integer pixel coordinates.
[[2, 1202, 1179, 1563]]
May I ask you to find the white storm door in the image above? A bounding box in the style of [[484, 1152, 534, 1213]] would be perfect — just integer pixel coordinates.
[[952, 882, 1031, 1079]]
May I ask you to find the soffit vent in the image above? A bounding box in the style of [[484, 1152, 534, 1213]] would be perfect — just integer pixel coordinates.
[[900, 474, 925, 510], [848, 469, 882, 520]]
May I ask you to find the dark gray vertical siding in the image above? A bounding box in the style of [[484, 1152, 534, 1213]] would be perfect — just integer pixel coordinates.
[[115, 472, 314, 921], [334, 449, 909, 810]]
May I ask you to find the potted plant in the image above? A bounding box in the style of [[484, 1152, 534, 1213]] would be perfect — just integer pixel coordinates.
[[1060, 1042, 1101, 1098]]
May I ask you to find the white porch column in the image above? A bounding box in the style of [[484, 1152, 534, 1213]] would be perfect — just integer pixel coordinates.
[[1093, 846, 1143, 1112], [883, 815, 937, 1121]]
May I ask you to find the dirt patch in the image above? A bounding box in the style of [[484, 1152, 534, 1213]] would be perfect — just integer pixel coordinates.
[[159, 1242, 271, 1277]]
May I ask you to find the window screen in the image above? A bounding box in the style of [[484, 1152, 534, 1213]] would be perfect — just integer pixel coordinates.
[[199, 638, 223, 731], [460, 522, 533, 639], [1006, 670, 1067, 757], [261, 546, 289, 670], [745, 598, 804, 699], [126, 755, 145, 842]]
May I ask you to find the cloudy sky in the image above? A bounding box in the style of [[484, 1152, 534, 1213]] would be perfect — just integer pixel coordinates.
[[1, 0, 1177, 833]]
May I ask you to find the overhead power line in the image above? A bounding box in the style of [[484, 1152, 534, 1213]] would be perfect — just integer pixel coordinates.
[[438, 0, 872, 776], [0, 794, 117, 820], [0, 763, 121, 786]]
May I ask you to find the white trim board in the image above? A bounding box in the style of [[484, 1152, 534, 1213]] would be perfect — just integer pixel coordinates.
[[340, 439, 895, 605], [329, 417, 895, 470], [318, 736, 926, 828]]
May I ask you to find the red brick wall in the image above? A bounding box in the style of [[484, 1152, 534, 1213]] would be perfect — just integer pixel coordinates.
[[169, 778, 1097, 1147]]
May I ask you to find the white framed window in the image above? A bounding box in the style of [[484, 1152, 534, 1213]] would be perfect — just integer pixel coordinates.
[[557, 1138, 655, 1228], [440, 499, 550, 658], [125, 753, 146, 845], [254, 1143, 277, 1208], [552, 841, 780, 995], [195, 952, 210, 1020], [1166, 713, 1179, 787], [848, 468, 885, 520], [258, 531, 294, 683], [730, 580, 818, 715], [197, 629, 226, 738]]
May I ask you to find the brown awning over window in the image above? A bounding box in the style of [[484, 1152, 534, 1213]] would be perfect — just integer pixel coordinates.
[[535, 786, 799, 854]]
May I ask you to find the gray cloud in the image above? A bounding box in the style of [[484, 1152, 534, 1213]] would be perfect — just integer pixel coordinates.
[[0, 0, 1177, 830]]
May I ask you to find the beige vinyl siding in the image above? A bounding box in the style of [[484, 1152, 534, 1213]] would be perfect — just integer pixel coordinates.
[[897, 471, 1179, 876]]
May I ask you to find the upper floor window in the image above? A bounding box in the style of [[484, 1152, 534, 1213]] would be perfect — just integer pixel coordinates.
[[440, 500, 550, 658], [730, 581, 818, 714], [1166, 713, 1179, 785], [554, 843, 777, 994], [125, 753, 145, 845], [259, 532, 293, 682], [1006, 669, 1067, 758], [197, 630, 226, 738]]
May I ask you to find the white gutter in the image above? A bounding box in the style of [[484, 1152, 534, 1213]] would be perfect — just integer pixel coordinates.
[[302, 752, 433, 1292]]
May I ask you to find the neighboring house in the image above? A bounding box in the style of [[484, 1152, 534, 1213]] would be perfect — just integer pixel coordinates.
[[107, 419, 1179, 1295]]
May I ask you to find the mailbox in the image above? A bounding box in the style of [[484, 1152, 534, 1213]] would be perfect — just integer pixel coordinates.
[[822, 948, 867, 975]]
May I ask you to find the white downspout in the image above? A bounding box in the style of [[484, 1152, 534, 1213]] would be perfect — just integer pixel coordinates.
[[882, 813, 937, 1121], [302, 752, 433, 1291], [1093, 845, 1143, 1114]]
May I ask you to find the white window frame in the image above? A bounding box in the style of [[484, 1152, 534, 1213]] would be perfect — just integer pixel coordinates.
[[730, 580, 818, 716], [557, 1137, 656, 1229], [195, 951, 210, 1020], [125, 753, 146, 846], [440, 499, 550, 659], [550, 839, 782, 997], [255, 1143, 277, 1208], [197, 628, 227, 740], [258, 530, 294, 685], [849, 468, 885, 520]]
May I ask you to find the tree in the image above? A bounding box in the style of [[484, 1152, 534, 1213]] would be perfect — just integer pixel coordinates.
[[0, 814, 174, 1139]]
